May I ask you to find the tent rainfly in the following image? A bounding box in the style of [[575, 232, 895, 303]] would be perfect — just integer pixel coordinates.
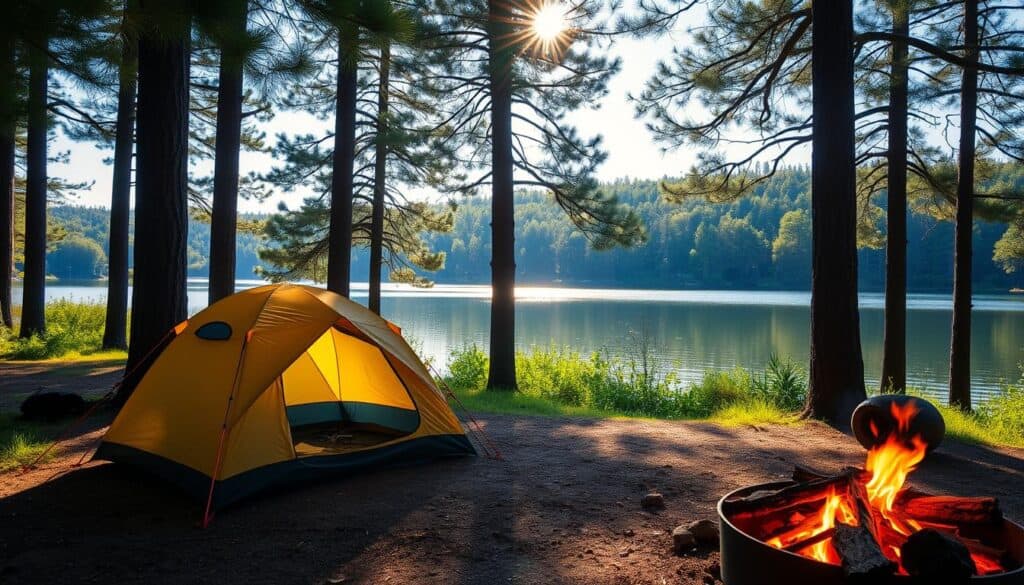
[[95, 283, 475, 520]]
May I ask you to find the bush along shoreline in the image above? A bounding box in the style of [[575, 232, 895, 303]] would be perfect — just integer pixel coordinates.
[[443, 345, 1024, 449]]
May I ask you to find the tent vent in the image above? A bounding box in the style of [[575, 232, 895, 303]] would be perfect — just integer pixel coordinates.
[[195, 321, 233, 340]]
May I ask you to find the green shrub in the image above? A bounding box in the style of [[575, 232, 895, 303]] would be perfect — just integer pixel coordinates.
[[984, 383, 1024, 442], [1, 300, 110, 360], [517, 347, 598, 406], [681, 368, 753, 417], [751, 354, 807, 411], [445, 345, 489, 392], [444, 345, 807, 421]]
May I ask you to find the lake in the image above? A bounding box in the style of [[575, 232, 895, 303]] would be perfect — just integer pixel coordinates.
[[12, 279, 1024, 402]]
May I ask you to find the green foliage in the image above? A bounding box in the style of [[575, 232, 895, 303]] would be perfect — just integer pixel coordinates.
[[905, 381, 1024, 449], [445, 345, 489, 392], [444, 346, 807, 421], [994, 222, 1024, 274], [31, 164, 1024, 292], [47, 235, 107, 279], [1, 300, 110, 360], [750, 354, 807, 411], [979, 382, 1024, 445]]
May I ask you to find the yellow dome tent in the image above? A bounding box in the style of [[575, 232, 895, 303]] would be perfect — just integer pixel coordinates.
[[95, 283, 474, 519]]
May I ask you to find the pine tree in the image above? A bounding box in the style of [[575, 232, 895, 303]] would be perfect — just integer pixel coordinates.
[[423, 0, 646, 390], [121, 0, 192, 401], [103, 1, 137, 350], [260, 3, 456, 295], [0, 37, 17, 329]]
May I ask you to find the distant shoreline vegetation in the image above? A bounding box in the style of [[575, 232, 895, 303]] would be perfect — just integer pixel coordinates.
[[24, 170, 1024, 293]]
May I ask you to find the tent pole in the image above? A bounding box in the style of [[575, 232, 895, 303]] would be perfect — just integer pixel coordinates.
[[201, 330, 254, 528]]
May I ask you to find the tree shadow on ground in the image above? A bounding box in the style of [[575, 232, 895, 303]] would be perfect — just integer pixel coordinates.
[[2, 414, 1022, 585]]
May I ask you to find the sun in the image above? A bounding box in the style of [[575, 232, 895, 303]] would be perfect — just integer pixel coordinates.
[[532, 3, 567, 42], [514, 1, 573, 61]]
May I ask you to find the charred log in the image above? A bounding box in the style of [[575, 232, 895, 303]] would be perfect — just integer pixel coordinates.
[[832, 522, 898, 578], [900, 528, 976, 581]]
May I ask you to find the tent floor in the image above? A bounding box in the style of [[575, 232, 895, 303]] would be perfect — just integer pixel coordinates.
[[290, 423, 406, 457]]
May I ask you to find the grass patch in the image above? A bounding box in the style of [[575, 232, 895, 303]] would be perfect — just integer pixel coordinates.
[[712, 398, 800, 427], [1, 300, 123, 360], [443, 346, 806, 425], [0, 417, 57, 472], [909, 384, 1024, 449]]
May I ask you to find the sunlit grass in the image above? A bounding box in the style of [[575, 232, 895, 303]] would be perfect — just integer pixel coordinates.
[[1, 301, 129, 361], [443, 346, 807, 426], [0, 417, 57, 472], [914, 392, 1024, 450], [712, 398, 800, 427]]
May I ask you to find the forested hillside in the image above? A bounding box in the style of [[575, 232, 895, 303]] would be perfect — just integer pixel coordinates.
[[38, 168, 1024, 292], [44, 207, 265, 280]]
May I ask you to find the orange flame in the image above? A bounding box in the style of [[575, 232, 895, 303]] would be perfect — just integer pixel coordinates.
[[762, 399, 1006, 575], [865, 401, 928, 534]]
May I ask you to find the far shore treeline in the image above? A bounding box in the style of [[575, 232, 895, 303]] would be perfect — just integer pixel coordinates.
[[36, 168, 1024, 292]]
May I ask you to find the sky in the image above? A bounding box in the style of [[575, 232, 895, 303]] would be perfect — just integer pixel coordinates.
[[49, 6, 810, 214]]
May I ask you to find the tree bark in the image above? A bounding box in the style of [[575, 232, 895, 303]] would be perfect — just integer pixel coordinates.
[[804, 0, 866, 424], [19, 40, 48, 338], [208, 0, 247, 305], [949, 0, 978, 411], [486, 0, 517, 391], [121, 4, 190, 402], [880, 5, 909, 393], [369, 43, 389, 315], [102, 25, 137, 350], [327, 27, 357, 297], [0, 38, 15, 329]]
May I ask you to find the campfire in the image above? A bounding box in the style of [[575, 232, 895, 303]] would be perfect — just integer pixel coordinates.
[[718, 398, 1024, 583]]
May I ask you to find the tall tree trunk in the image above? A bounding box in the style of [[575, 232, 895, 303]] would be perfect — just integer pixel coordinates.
[[880, 4, 909, 393], [804, 0, 866, 424], [102, 28, 137, 350], [486, 0, 517, 391], [19, 40, 48, 338], [208, 0, 247, 304], [327, 26, 357, 297], [949, 0, 978, 411], [369, 43, 389, 315], [121, 5, 190, 402], [0, 38, 15, 329]]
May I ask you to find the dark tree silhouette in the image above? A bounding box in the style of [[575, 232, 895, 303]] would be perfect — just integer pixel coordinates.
[[486, 0, 516, 390], [879, 2, 910, 392], [122, 0, 191, 401], [0, 38, 15, 329], [803, 0, 867, 423], [327, 23, 358, 297], [949, 0, 978, 411], [102, 6, 137, 350], [368, 41, 390, 314], [207, 0, 249, 304], [20, 39, 48, 338]]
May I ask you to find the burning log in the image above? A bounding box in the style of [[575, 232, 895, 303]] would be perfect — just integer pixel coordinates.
[[723, 473, 852, 519], [901, 495, 1003, 526], [900, 528, 977, 581], [791, 464, 869, 484], [832, 522, 898, 578]]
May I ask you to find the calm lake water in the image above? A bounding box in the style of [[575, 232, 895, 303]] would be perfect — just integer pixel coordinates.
[[13, 279, 1024, 403]]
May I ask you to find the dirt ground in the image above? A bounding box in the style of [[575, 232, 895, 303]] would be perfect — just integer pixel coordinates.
[[2, 365, 1024, 584]]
